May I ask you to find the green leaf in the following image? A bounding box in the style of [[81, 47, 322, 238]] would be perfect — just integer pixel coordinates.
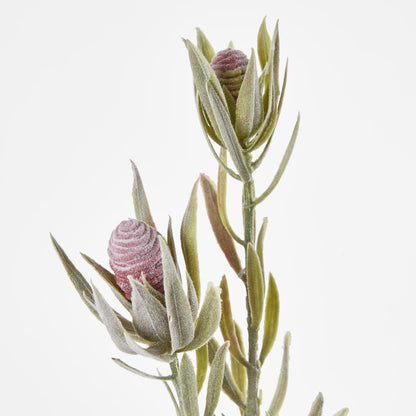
[[130, 278, 170, 345], [259, 273, 280, 365], [186, 271, 199, 321], [183, 283, 221, 351], [196, 344, 209, 393], [255, 113, 300, 205], [203, 342, 229, 416], [167, 216, 179, 271], [267, 332, 291, 416], [206, 78, 251, 183], [230, 322, 247, 399], [185, 39, 227, 144], [247, 243, 265, 329], [200, 174, 242, 275], [179, 354, 200, 416], [308, 393, 324, 416], [181, 179, 200, 300], [222, 85, 236, 126], [51, 235, 100, 317], [333, 409, 349, 416], [81, 253, 132, 312], [90, 283, 172, 362], [257, 17, 271, 70], [160, 237, 195, 353], [208, 339, 246, 410], [196, 28, 215, 62], [112, 358, 173, 380], [256, 217, 268, 270], [235, 51, 262, 142], [219, 276, 248, 367], [131, 160, 156, 228]]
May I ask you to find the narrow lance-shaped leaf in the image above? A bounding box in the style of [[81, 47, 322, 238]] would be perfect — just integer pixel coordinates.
[[130, 278, 170, 345], [219, 275, 249, 367], [186, 271, 199, 321], [308, 393, 324, 416], [179, 354, 200, 416], [206, 78, 252, 183], [196, 344, 209, 393], [200, 174, 242, 275], [112, 358, 173, 380], [257, 17, 271, 70], [185, 39, 227, 144], [259, 273, 280, 365], [217, 148, 244, 245], [267, 332, 291, 416], [230, 321, 247, 399], [208, 339, 246, 410], [196, 27, 215, 62], [131, 161, 156, 228], [51, 235, 98, 319], [167, 217, 179, 270], [255, 113, 300, 205], [204, 342, 229, 416], [182, 282, 221, 351], [160, 237, 195, 353], [256, 217, 268, 270], [235, 50, 262, 142], [81, 253, 132, 312], [247, 243, 265, 329], [180, 179, 200, 300]]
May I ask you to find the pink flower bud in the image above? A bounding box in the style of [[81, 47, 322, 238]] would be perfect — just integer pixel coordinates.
[[210, 48, 249, 100], [108, 219, 164, 300]]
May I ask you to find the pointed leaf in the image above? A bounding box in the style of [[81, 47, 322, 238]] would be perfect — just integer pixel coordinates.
[[308, 393, 324, 416], [179, 354, 200, 416], [51, 235, 99, 319], [204, 342, 229, 416], [131, 161, 155, 228], [208, 339, 246, 410], [206, 79, 251, 183], [257, 17, 271, 70], [267, 332, 291, 416], [183, 283, 221, 351], [200, 174, 242, 274], [185, 39, 227, 143], [160, 237, 195, 352], [219, 276, 248, 367], [186, 272, 199, 321], [256, 217, 268, 270], [196, 28, 215, 62], [81, 253, 132, 311], [196, 344, 209, 393], [181, 179, 200, 300], [259, 273, 280, 365], [255, 114, 300, 205], [222, 85, 236, 126], [247, 243, 265, 329], [167, 216, 179, 270], [230, 322, 247, 397], [112, 358, 172, 380], [130, 278, 170, 345], [235, 51, 262, 141]]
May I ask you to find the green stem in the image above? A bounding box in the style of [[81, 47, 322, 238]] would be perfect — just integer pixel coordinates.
[[242, 154, 260, 416], [170, 357, 184, 416]]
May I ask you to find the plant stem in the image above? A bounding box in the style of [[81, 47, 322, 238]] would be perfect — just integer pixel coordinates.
[[170, 357, 184, 416], [242, 153, 260, 416]]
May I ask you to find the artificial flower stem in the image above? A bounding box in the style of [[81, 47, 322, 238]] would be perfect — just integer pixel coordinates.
[[170, 357, 185, 416], [242, 153, 260, 416]]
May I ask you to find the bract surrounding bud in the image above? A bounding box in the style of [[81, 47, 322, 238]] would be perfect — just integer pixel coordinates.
[[210, 48, 249, 100], [108, 219, 164, 300]]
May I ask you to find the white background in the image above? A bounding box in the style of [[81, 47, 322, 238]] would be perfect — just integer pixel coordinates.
[[1, 1, 415, 415]]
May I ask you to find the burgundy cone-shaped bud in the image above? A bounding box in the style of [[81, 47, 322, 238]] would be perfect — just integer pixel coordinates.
[[108, 219, 164, 300], [210, 48, 249, 100]]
